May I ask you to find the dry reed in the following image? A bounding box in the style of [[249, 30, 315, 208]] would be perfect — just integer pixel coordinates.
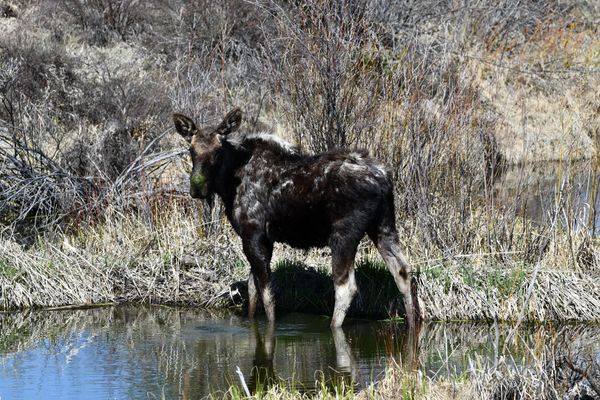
[[417, 262, 600, 322], [0, 203, 247, 311]]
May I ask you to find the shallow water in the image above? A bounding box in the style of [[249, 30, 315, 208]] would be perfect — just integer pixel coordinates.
[[495, 162, 600, 234], [0, 306, 599, 399]]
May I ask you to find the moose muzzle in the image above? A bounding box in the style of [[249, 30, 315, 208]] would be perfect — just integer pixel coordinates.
[[190, 173, 208, 198]]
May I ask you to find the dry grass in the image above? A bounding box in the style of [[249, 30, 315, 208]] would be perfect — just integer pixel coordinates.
[[474, 17, 599, 163], [1, 195, 599, 323], [0, 0, 598, 321], [0, 201, 247, 310], [417, 262, 600, 322]]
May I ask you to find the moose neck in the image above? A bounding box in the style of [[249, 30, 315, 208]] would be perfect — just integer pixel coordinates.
[[212, 140, 250, 217]]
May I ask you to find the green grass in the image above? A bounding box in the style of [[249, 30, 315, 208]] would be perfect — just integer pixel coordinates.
[[422, 262, 529, 300], [0, 260, 19, 279]]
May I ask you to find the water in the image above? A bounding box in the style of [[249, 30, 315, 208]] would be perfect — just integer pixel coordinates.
[[494, 161, 600, 234], [1, 306, 599, 399]]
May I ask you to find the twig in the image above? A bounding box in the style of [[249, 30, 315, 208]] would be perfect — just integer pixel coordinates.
[[564, 359, 600, 398], [235, 366, 252, 398]]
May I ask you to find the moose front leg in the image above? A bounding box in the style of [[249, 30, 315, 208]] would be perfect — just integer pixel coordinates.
[[242, 233, 275, 322], [247, 272, 259, 319]]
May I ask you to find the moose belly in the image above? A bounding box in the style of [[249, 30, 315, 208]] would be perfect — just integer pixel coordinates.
[[267, 210, 331, 249]]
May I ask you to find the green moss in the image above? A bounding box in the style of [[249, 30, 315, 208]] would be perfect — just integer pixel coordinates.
[[190, 173, 207, 191], [233, 258, 248, 273], [0, 260, 19, 279]]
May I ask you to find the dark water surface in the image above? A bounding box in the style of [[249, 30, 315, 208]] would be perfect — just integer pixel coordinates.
[[1, 306, 599, 399]]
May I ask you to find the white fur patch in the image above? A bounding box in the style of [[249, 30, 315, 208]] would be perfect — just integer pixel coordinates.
[[262, 285, 275, 321], [228, 131, 297, 154], [332, 269, 357, 327], [373, 165, 387, 177], [262, 285, 274, 306], [349, 152, 364, 160], [340, 161, 367, 174]]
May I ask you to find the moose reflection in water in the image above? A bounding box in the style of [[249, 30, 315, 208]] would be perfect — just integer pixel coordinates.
[[173, 109, 420, 329], [245, 321, 415, 395]]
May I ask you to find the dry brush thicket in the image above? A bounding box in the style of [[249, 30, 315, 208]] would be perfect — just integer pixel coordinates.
[[0, 0, 599, 321]]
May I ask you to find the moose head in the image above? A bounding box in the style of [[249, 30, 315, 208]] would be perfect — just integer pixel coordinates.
[[173, 109, 243, 199]]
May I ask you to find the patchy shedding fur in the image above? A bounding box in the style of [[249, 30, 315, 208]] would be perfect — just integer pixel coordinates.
[[173, 109, 420, 329]]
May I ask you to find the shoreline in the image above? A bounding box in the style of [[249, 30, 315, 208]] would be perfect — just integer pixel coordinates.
[[2, 256, 599, 323]]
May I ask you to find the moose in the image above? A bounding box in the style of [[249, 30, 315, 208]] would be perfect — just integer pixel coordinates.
[[173, 109, 419, 329]]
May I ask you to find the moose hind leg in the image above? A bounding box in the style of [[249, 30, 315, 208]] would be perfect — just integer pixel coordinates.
[[330, 245, 358, 328], [372, 230, 417, 328], [247, 274, 275, 323]]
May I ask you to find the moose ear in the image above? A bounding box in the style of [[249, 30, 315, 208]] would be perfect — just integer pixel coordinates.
[[173, 113, 198, 142], [216, 108, 243, 136]]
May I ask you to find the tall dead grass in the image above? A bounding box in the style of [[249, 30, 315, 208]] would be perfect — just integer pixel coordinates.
[[417, 262, 600, 322], [0, 0, 598, 320], [0, 201, 246, 310]]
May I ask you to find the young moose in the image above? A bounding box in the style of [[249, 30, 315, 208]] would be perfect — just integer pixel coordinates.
[[173, 109, 418, 329]]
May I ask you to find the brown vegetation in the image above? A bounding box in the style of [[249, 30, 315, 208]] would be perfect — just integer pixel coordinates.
[[0, 0, 598, 316], [0, 0, 599, 396], [0, 0, 600, 399]]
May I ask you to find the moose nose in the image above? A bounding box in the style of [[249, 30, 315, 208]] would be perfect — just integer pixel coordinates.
[[190, 184, 209, 199]]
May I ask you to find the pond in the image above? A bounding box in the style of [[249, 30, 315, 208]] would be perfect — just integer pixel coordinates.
[[494, 161, 600, 234], [1, 306, 599, 399]]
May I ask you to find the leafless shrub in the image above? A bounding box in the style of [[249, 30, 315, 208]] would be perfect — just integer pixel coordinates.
[[0, 122, 93, 236], [260, 0, 382, 152], [60, 0, 145, 45], [0, 39, 78, 128], [255, 0, 511, 259], [97, 124, 139, 180]]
